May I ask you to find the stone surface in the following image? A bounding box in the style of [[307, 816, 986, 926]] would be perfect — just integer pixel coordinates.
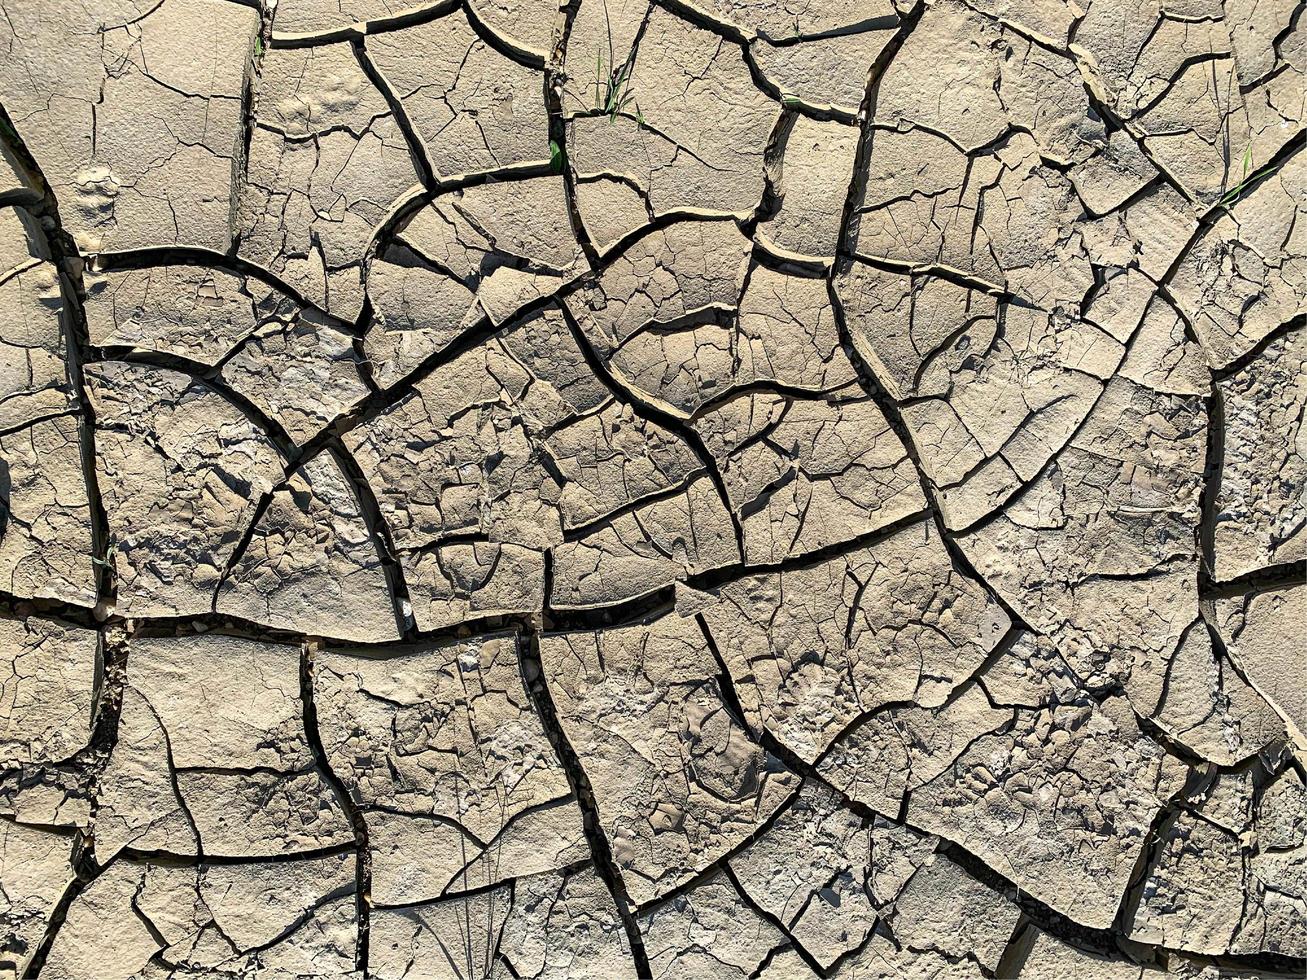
[[757, 117, 860, 260], [957, 373, 1209, 717], [1213, 583, 1307, 746], [94, 633, 353, 860], [1210, 328, 1306, 581], [567, 7, 779, 223], [0, 218, 70, 431], [85, 263, 371, 445], [0, 821, 75, 980], [541, 608, 798, 906], [639, 870, 795, 977], [0, 0, 1302, 973], [695, 388, 923, 562], [0, 0, 259, 253], [0, 415, 96, 606], [729, 782, 936, 969], [240, 41, 422, 320], [909, 692, 1188, 930], [0, 615, 96, 767], [217, 452, 401, 642], [372, 866, 635, 979], [1128, 767, 1307, 958], [1171, 156, 1305, 369], [314, 633, 589, 902], [345, 303, 723, 614], [368, 9, 550, 179], [87, 362, 286, 618], [1015, 928, 1163, 978], [39, 852, 358, 980], [365, 177, 583, 387], [752, 22, 896, 117], [1153, 622, 1286, 766], [697, 519, 1010, 764]]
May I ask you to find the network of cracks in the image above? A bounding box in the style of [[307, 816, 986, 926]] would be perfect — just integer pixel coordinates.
[[0, 0, 1304, 976]]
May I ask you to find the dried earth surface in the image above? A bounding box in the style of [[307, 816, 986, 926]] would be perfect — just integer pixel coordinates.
[[0, 0, 1304, 976]]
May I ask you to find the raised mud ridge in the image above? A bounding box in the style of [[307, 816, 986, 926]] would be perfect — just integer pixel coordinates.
[[0, 0, 1304, 977]]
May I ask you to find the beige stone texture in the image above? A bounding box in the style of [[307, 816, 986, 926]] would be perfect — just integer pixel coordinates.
[[1, 0, 1303, 970], [367, 10, 550, 178], [314, 634, 589, 902], [1210, 327, 1306, 581], [1213, 583, 1307, 745], [0, 0, 258, 253], [87, 361, 286, 618], [93, 633, 352, 860], [757, 117, 860, 260], [85, 263, 370, 445], [0, 615, 95, 767], [240, 41, 422, 321], [567, 7, 780, 222], [541, 610, 798, 905], [40, 853, 357, 980], [0, 821, 75, 980], [697, 519, 1010, 764], [365, 177, 583, 387], [0, 232, 70, 431], [0, 415, 95, 606]]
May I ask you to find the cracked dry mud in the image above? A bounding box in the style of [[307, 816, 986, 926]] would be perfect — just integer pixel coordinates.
[[0, 0, 1303, 977]]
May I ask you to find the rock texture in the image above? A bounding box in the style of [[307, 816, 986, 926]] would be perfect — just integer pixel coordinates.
[[0, 0, 1303, 976]]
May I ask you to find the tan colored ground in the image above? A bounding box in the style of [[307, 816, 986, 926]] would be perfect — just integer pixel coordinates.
[[0, 0, 1304, 976]]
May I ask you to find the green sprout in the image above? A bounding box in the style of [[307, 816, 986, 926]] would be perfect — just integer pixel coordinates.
[[592, 50, 640, 123], [1217, 144, 1287, 210], [92, 536, 118, 570], [1218, 144, 1254, 207]]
